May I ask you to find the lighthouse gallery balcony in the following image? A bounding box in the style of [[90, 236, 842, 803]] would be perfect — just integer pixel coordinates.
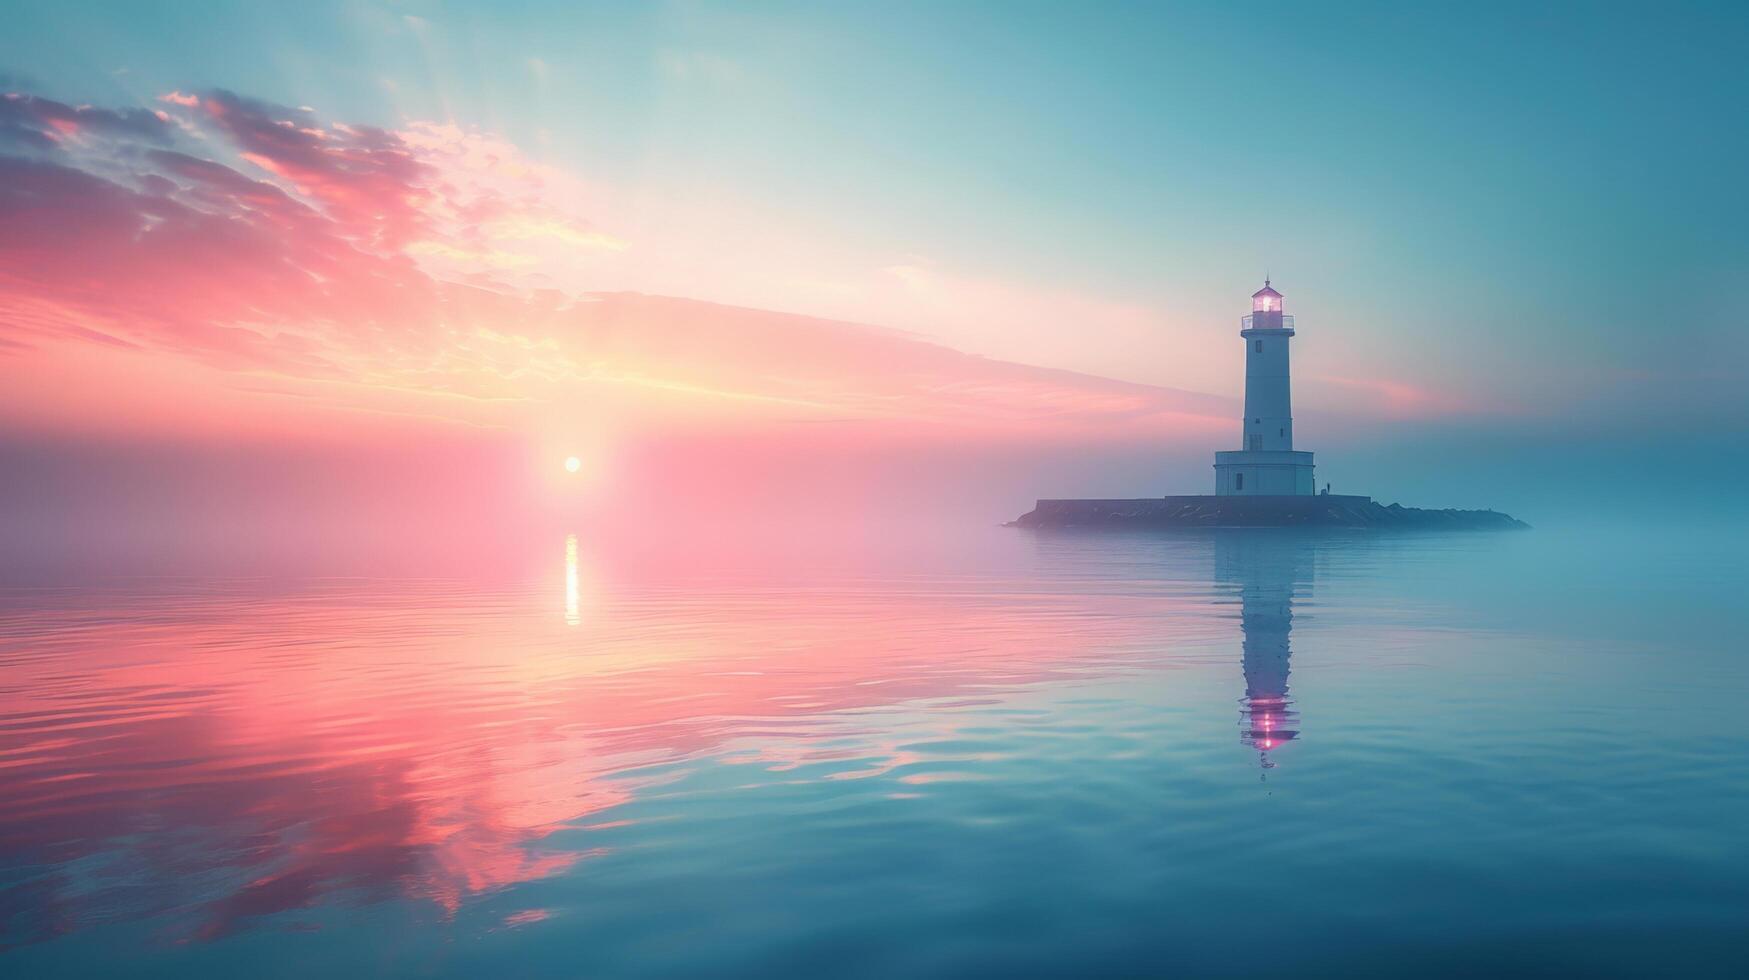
[[1240, 313, 1295, 331]]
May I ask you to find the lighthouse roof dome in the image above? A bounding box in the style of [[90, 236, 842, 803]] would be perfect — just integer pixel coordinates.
[[1251, 280, 1282, 299]]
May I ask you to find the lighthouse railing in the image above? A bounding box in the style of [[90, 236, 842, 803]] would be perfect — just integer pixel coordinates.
[[1241, 314, 1295, 331]]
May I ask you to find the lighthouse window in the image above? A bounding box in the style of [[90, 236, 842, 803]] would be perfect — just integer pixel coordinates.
[[1255, 340, 1263, 353], [1235, 473, 1244, 490]]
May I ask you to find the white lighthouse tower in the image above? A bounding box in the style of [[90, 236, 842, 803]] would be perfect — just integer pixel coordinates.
[[1214, 280, 1316, 496]]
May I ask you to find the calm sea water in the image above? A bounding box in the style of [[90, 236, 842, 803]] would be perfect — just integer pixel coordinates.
[[2, 523, 1746, 977]]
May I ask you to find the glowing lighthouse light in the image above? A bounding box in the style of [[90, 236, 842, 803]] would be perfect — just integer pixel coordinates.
[[564, 455, 582, 474], [1251, 279, 1283, 313]]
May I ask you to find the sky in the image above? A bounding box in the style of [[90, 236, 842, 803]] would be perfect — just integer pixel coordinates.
[[2, 0, 1746, 559]]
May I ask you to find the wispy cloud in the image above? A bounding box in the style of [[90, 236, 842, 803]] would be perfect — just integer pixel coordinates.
[[0, 85, 1227, 444], [1310, 374, 1481, 419]]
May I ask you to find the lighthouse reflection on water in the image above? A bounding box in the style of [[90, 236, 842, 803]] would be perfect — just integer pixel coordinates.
[[1215, 530, 1312, 773]]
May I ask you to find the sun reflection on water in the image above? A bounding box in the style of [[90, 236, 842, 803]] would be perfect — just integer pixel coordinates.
[[564, 533, 581, 627]]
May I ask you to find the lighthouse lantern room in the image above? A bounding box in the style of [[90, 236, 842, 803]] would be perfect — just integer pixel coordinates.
[[1214, 280, 1316, 496]]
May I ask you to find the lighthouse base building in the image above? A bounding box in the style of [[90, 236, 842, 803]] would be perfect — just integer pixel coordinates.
[[1214, 450, 1315, 496]]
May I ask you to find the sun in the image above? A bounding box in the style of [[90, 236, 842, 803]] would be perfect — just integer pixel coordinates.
[[564, 455, 582, 474]]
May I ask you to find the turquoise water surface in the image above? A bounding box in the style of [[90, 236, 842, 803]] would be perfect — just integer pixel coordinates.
[[2, 524, 1745, 976]]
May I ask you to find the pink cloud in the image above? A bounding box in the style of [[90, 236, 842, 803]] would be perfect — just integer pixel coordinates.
[[196, 89, 434, 248], [0, 85, 1231, 447], [1310, 373, 1480, 419], [1, 92, 173, 151]]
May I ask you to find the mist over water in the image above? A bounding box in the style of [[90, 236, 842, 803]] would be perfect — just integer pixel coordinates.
[[3, 519, 1744, 976]]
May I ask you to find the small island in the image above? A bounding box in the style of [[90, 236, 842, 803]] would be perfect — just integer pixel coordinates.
[[1012, 495, 1528, 530], [1012, 281, 1528, 531]]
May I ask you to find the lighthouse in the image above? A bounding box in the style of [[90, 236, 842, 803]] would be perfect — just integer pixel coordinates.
[[1213, 280, 1316, 496], [1015, 277, 1528, 527]]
